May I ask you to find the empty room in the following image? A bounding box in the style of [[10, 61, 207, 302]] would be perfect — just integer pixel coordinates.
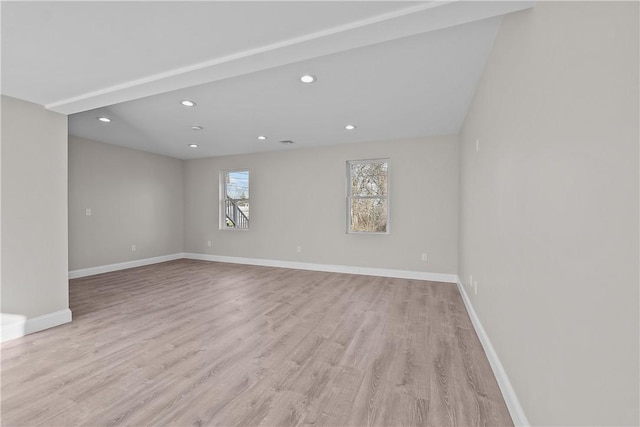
[[1, 1, 638, 426]]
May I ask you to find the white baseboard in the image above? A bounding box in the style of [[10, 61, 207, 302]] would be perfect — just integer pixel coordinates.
[[184, 253, 458, 283], [1, 309, 72, 343], [1, 313, 27, 342], [455, 278, 529, 427], [68, 252, 456, 283], [69, 253, 186, 279]]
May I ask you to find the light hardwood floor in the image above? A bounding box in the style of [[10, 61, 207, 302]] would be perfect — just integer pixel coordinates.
[[1, 260, 512, 426]]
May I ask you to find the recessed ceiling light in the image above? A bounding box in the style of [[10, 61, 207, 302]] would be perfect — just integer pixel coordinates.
[[97, 117, 111, 123], [188, 144, 198, 148], [257, 135, 267, 140], [181, 100, 196, 107], [345, 124, 357, 130], [191, 125, 203, 131], [300, 75, 317, 84]]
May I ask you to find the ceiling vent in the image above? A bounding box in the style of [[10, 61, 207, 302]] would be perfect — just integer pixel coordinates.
[[280, 140, 295, 144]]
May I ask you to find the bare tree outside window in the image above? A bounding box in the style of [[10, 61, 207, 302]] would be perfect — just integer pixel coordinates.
[[347, 159, 389, 233]]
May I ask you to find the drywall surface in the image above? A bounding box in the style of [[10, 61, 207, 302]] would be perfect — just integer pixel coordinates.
[[185, 136, 459, 274], [1, 95, 69, 318], [459, 2, 639, 425], [68, 136, 184, 270]]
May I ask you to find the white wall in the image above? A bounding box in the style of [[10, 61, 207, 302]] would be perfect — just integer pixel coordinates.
[[68, 136, 184, 271], [1, 95, 69, 319], [459, 2, 639, 425], [184, 136, 459, 274]]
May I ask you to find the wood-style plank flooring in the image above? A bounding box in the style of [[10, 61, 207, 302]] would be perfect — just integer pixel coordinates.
[[1, 259, 512, 426]]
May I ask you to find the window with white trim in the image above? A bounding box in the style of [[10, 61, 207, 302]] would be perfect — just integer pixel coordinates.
[[347, 159, 389, 233], [221, 169, 249, 230]]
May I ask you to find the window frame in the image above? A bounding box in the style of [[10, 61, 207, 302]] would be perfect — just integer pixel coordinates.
[[220, 169, 250, 231], [346, 158, 390, 234]]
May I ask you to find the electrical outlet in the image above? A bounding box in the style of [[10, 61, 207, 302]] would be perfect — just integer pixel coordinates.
[[474, 280, 478, 295], [85, 208, 92, 216], [131, 244, 136, 252], [476, 138, 480, 152], [469, 275, 473, 288], [421, 253, 427, 261], [296, 246, 302, 253], [207, 240, 212, 247]]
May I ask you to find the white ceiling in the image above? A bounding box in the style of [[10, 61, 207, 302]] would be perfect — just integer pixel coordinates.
[[1, 1, 534, 160]]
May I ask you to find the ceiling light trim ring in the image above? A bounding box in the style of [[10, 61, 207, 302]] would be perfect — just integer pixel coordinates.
[[300, 74, 317, 83]]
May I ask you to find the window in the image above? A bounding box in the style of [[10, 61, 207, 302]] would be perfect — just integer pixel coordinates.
[[347, 159, 389, 233], [221, 169, 249, 230]]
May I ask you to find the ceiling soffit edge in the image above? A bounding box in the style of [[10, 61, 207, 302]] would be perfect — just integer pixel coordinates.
[[47, 1, 534, 115]]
